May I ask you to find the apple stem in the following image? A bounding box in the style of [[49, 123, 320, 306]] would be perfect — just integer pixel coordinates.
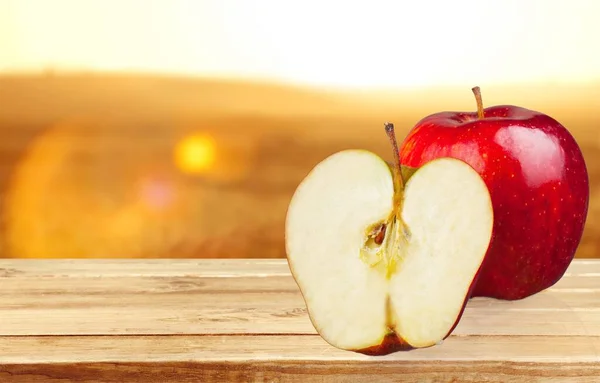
[[384, 122, 404, 210], [472, 86, 485, 119]]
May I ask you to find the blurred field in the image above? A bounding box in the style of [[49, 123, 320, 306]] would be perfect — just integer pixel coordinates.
[[0, 74, 598, 258]]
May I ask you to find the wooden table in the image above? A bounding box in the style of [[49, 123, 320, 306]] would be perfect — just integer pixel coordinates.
[[0, 259, 598, 382]]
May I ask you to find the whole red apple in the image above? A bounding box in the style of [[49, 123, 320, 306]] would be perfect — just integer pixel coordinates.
[[398, 87, 589, 300]]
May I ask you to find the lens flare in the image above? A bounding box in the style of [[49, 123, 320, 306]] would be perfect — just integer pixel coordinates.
[[174, 133, 217, 174]]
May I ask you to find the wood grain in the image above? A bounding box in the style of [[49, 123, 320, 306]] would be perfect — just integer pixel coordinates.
[[0, 259, 599, 382]]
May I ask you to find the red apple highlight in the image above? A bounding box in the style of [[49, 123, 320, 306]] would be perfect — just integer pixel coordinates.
[[399, 87, 589, 300]]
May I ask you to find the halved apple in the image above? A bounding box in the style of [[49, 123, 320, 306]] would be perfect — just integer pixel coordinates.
[[285, 124, 494, 355]]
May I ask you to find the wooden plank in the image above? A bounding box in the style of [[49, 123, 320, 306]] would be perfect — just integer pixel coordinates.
[[0, 259, 292, 278], [2, 361, 598, 383], [2, 298, 600, 337], [0, 335, 599, 382], [2, 334, 599, 363], [564, 260, 600, 275], [1, 258, 599, 278], [0, 274, 599, 337], [4, 274, 596, 307]]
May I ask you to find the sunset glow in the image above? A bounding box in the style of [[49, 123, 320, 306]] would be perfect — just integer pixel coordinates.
[[2, 0, 599, 88]]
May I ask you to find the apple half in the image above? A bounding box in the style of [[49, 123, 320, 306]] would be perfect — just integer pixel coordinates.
[[285, 125, 494, 355]]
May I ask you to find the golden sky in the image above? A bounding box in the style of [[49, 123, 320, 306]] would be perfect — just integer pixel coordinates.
[[1, 0, 599, 88]]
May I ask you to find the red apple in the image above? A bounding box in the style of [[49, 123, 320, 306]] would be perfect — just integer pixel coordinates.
[[398, 87, 589, 300]]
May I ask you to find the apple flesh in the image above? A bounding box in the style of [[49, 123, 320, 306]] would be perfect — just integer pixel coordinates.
[[285, 149, 493, 354], [399, 89, 589, 300]]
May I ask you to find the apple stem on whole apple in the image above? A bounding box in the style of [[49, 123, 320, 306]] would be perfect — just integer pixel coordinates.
[[471, 86, 485, 119]]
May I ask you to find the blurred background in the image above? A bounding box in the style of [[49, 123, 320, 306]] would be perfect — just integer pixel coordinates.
[[0, 0, 598, 258]]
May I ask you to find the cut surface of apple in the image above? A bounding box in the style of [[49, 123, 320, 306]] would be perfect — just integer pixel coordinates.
[[285, 149, 493, 353]]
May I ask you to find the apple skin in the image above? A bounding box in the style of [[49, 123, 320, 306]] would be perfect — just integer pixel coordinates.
[[356, 333, 410, 355], [398, 105, 589, 300]]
